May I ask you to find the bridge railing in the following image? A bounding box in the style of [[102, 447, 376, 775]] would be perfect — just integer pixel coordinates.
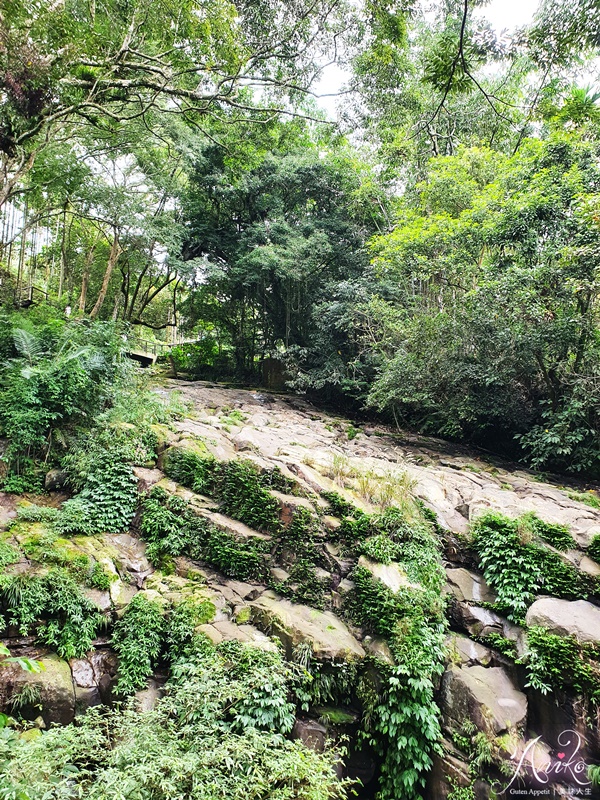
[[127, 338, 201, 356], [15, 285, 49, 306]]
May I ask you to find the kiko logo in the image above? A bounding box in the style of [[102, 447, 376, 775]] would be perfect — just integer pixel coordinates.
[[502, 730, 592, 795]]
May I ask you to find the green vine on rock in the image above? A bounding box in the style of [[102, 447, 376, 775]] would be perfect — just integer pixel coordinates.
[[471, 512, 587, 623], [140, 487, 270, 581], [344, 504, 447, 800], [165, 449, 283, 534], [520, 626, 600, 700]]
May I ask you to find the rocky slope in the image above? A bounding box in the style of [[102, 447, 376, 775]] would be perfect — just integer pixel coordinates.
[[2, 379, 600, 799]]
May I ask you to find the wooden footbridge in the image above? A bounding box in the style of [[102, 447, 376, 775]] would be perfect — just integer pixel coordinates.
[[127, 338, 199, 367]]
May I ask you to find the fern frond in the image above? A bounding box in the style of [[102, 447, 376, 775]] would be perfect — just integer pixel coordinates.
[[12, 329, 43, 364]]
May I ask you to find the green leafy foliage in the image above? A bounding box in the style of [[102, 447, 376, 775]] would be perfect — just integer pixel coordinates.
[[170, 338, 222, 378], [567, 490, 600, 510], [471, 512, 587, 622], [0, 321, 127, 480], [181, 147, 381, 381], [88, 562, 113, 591], [165, 449, 282, 534], [59, 457, 138, 536], [590, 764, 600, 787], [13, 505, 59, 525], [321, 491, 363, 519], [0, 542, 20, 570], [357, 533, 401, 564], [272, 558, 327, 609], [0, 568, 103, 658], [345, 504, 447, 800], [587, 534, 600, 564], [140, 488, 270, 581], [294, 650, 358, 711], [365, 614, 446, 800], [363, 136, 600, 476], [337, 512, 372, 542], [348, 565, 404, 637], [0, 640, 348, 800], [269, 507, 328, 607], [111, 594, 165, 696], [215, 640, 296, 735], [448, 780, 476, 800], [164, 598, 216, 659], [521, 626, 600, 699], [522, 513, 576, 551], [12, 456, 138, 539], [479, 633, 518, 660]]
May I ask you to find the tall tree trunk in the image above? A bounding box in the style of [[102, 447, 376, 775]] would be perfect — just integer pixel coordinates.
[[111, 292, 121, 320], [77, 240, 98, 313], [58, 203, 69, 300], [90, 227, 121, 319]]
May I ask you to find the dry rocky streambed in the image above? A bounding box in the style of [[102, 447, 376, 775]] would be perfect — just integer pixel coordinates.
[[2, 379, 600, 798]]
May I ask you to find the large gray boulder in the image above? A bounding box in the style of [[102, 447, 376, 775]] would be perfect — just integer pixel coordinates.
[[291, 719, 327, 752], [357, 556, 420, 593], [0, 653, 75, 725], [70, 649, 118, 709], [426, 739, 472, 800], [446, 567, 495, 604], [441, 664, 527, 737], [249, 591, 365, 660], [446, 634, 493, 667], [525, 598, 600, 644], [44, 468, 68, 492]]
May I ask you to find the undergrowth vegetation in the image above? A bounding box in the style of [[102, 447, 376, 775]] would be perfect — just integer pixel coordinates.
[[0, 320, 127, 491], [520, 626, 600, 700], [326, 499, 447, 800], [471, 512, 589, 623], [0, 635, 351, 800], [0, 568, 104, 658], [165, 449, 287, 534], [140, 487, 271, 581], [111, 594, 166, 696]]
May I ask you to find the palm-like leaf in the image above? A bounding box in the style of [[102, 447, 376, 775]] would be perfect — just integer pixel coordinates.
[[12, 329, 44, 365]]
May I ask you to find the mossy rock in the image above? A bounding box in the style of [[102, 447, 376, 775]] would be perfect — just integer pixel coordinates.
[[72, 535, 121, 565], [160, 438, 211, 472], [150, 423, 179, 453], [9, 521, 53, 546], [144, 571, 217, 618], [235, 606, 251, 624], [313, 706, 359, 726], [249, 591, 365, 661], [154, 477, 215, 511], [110, 579, 137, 611], [0, 653, 75, 726]]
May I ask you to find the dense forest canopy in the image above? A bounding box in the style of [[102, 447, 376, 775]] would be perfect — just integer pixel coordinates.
[[1, 0, 600, 478]]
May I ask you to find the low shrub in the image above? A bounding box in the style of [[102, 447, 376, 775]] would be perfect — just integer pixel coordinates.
[[0, 568, 104, 658], [0, 640, 349, 799], [111, 594, 165, 696]]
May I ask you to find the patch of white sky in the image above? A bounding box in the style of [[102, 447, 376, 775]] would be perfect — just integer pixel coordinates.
[[314, 0, 543, 118]]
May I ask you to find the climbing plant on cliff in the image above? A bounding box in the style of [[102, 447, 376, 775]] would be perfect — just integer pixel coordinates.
[[471, 512, 588, 623], [346, 505, 447, 800]]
